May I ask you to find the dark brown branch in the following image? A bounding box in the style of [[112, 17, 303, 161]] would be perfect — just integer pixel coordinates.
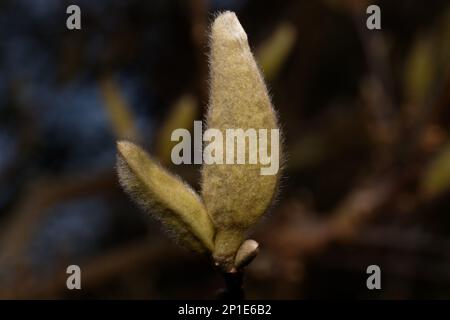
[[217, 272, 245, 300]]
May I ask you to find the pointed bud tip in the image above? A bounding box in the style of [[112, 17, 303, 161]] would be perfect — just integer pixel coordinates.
[[117, 140, 140, 159], [243, 239, 259, 252], [212, 11, 247, 44], [117, 140, 129, 153]]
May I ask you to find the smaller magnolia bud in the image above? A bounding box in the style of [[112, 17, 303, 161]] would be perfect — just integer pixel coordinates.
[[234, 239, 259, 269], [116, 141, 214, 253]]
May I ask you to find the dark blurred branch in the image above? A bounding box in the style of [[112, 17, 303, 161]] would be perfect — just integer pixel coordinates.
[[262, 176, 396, 258], [0, 171, 116, 273], [0, 237, 173, 299], [349, 4, 398, 169]]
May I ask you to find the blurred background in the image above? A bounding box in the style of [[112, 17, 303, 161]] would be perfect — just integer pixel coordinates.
[[0, 0, 450, 299]]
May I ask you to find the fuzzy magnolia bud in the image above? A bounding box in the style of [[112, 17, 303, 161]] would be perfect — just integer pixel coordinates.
[[117, 141, 215, 253], [201, 12, 281, 270]]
